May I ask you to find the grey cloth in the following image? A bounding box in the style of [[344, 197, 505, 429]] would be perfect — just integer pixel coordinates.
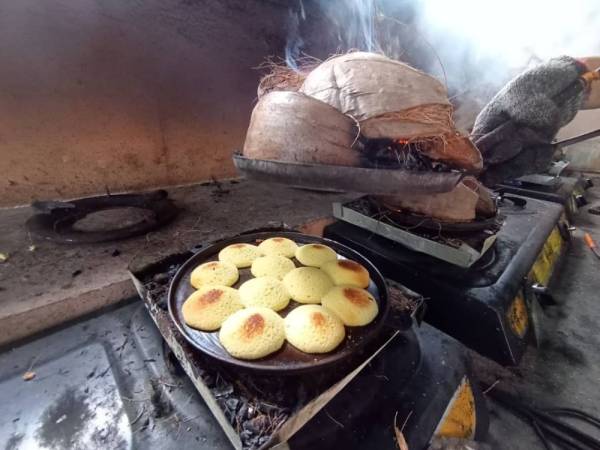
[[480, 144, 556, 186], [472, 56, 588, 185]]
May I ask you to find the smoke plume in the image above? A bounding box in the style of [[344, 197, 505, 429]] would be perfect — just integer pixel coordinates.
[[285, 0, 600, 97]]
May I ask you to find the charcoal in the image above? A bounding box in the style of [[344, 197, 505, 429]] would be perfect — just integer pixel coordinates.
[[246, 405, 257, 419], [249, 414, 269, 431], [240, 430, 252, 441], [225, 408, 235, 423], [214, 383, 234, 398], [242, 420, 258, 434], [153, 272, 169, 284], [361, 139, 451, 172], [238, 402, 249, 420], [258, 402, 280, 414], [226, 398, 240, 412], [202, 373, 216, 388]]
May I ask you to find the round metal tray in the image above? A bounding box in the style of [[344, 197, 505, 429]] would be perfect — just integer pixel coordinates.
[[168, 231, 391, 374]]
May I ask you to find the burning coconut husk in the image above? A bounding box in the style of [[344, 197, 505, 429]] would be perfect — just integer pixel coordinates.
[[256, 56, 321, 99], [243, 91, 362, 167], [379, 176, 496, 223], [243, 51, 492, 222], [299, 51, 482, 173]]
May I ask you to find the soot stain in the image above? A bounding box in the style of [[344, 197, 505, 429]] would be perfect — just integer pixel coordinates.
[[89, 420, 127, 450], [36, 388, 93, 449]]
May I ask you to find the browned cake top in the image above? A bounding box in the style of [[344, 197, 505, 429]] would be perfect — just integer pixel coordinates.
[[243, 314, 265, 339], [198, 289, 223, 305], [311, 311, 326, 327], [343, 288, 371, 307], [337, 260, 362, 272]]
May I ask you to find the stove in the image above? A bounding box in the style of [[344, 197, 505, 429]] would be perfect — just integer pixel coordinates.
[[497, 173, 591, 220], [0, 300, 487, 450], [125, 237, 488, 449], [324, 194, 570, 365]]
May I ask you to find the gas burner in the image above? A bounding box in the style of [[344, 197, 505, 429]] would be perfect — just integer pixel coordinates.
[[333, 197, 501, 268], [131, 244, 430, 450], [497, 174, 591, 220], [325, 193, 569, 365], [26, 190, 178, 244], [366, 196, 503, 234]]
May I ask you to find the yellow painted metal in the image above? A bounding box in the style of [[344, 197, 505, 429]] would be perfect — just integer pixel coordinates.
[[507, 291, 528, 338], [530, 227, 563, 286], [434, 377, 476, 440]]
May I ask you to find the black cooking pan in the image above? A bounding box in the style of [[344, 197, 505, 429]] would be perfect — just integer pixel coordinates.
[[168, 231, 404, 374]]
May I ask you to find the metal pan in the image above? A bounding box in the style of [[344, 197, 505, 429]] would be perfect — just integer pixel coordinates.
[[168, 231, 396, 374], [233, 154, 464, 195]]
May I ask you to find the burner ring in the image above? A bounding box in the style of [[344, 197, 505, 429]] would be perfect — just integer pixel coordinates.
[[26, 190, 179, 244]]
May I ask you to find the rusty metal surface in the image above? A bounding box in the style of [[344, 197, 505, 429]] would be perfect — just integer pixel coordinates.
[[233, 154, 464, 195], [168, 231, 396, 374]]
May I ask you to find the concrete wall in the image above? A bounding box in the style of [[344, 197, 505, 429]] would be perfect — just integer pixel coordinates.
[[0, 0, 287, 207]]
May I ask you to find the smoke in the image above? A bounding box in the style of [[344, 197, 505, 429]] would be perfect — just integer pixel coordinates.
[[419, 0, 600, 69], [416, 0, 600, 90], [285, 8, 304, 71], [284, 0, 600, 95]]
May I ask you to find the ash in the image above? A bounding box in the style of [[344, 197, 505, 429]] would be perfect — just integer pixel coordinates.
[[361, 139, 452, 172]]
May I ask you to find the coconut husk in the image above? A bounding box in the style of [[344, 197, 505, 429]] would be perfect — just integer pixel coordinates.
[[361, 104, 454, 141], [243, 91, 361, 167], [380, 176, 495, 222], [300, 52, 453, 140], [298, 52, 485, 172], [256, 56, 321, 99], [463, 177, 497, 217], [408, 132, 483, 173]]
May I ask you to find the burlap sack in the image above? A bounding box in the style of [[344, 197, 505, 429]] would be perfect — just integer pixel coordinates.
[[243, 91, 361, 166]]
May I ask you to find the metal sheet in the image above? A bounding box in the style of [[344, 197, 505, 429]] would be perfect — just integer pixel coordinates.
[[555, 128, 600, 147], [515, 174, 560, 187], [332, 203, 497, 268], [233, 154, 464, 195]]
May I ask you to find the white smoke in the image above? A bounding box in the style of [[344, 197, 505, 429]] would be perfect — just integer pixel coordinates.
[[419, 0, 600, 70], [284, 0, 600, 94]]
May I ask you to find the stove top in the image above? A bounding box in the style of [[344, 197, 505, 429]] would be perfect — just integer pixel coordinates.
[[325, 194, 569, 365], [0, 300, 485, 450], [125, 235, 488, 449], [497, 174, 591, 220]]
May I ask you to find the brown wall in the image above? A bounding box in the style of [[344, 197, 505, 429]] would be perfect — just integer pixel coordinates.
[[0, 0, 287, 206]]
